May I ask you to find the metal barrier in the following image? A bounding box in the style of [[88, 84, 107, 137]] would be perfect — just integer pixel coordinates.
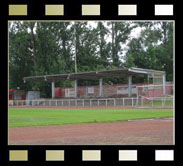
[[9, 98, 138, 107]]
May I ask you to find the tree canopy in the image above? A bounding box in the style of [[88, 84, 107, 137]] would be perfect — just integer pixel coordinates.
[[9, 21, 174, 97]]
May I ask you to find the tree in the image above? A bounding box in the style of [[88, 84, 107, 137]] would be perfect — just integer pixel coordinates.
[[9, 22, 35, 90], [107, 22, 135, 67], [9, 21, 174, 98], [125, 22, 173, 82]]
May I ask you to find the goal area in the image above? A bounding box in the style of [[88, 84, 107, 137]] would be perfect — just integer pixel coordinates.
[[136, 84, 174, 108]]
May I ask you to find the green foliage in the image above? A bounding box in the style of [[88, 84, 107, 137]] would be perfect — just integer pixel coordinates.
[[125, 22, 173, 81], [9, 21, 174, 97]]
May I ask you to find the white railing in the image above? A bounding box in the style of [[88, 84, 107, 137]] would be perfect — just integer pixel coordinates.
[[9, 96, 174, 108], [9, 98, 138, 107]]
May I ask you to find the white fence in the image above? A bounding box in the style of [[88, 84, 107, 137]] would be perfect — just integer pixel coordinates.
[[9, 96, 174, 108], [9, 98, 139, 107]]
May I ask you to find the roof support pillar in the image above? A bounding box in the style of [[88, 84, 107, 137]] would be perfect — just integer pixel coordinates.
[[74, 79, 78, 98], [128, 75, 132, 97], [163, 74, 166, 95], [51, 81, 55, 98], [99, 78, 103, 97]]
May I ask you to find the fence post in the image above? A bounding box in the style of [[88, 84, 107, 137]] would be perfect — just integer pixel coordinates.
[[164, 97, 166, 107], [123, 98, 125, 106], [162, 98, 164, 107], [106, 99, 107, 107], [83, 99, 84, 107], [90, 99, 92, 107], [114, 99, 116, 106], [132, 98, 134, 107]]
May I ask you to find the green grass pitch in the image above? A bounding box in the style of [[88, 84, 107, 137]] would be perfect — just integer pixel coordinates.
[[9, 108, 173, 128]]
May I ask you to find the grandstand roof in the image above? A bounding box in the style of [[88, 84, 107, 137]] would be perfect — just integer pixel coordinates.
[[23, 67, 165, 82]]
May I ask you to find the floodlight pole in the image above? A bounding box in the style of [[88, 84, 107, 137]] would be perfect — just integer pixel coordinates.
[[74, 25, 77, 74], [74, 24, 78, 98]]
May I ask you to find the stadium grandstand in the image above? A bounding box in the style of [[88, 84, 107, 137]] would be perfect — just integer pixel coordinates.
[[9, 67, 173, 108]]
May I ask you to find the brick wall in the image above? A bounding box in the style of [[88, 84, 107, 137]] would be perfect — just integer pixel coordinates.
[[55, 83, 147, 98]]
